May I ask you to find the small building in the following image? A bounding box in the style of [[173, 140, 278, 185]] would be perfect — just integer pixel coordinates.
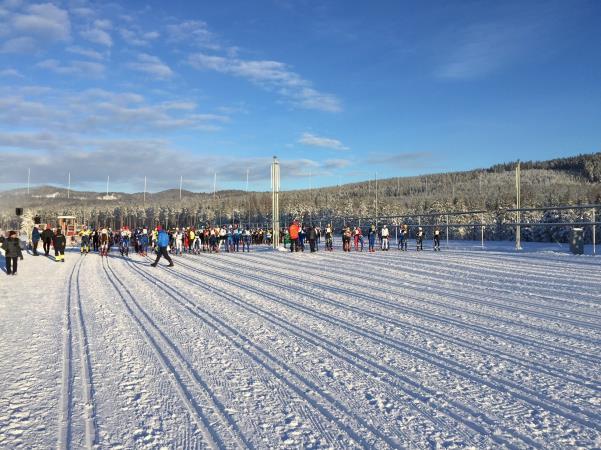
[[57, 215, 77, 237]]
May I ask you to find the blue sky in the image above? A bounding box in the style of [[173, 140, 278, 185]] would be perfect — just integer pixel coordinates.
[[0, 0, 600, 193]]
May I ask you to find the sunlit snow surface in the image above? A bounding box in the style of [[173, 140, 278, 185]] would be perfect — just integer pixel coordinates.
[[1, 241, 600, 449]]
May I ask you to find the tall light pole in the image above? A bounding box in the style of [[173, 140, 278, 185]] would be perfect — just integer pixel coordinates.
[[246, 168, 250, 228], [106, 175, 110, 197], [375, 172, 379, 227], [515, 160, 522, 250], [271, 156, 280, 248]]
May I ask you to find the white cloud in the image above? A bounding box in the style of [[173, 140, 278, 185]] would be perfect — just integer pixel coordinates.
[[323, 159, 351, 169], [0, 36, 37, 53], [66, 45, 106, 60], [166, 20, 220, 50], [189, 53, 342, 112], [119, 27, 159, 46], [70, 7, 95, 18], [12, 3, 71, 41], [298, 132, 348, 150], [128, 53, 173, 79], [0, 88, 227, 133], [0, 68, 23, 78], [0, 132, 333, 190], [36, 59, 105, 77], [80, 26, 112, 47]]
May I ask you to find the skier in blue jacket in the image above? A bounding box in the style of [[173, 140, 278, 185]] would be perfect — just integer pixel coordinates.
[[151, 226, 174, 267]]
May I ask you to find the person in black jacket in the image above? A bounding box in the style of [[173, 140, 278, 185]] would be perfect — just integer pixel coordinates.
[[307, 225, 318, 253], [2, 231, 24, 275], [41, 225, 54, 256], [54, 228, 66, 262], [31, 224, 41, 256]]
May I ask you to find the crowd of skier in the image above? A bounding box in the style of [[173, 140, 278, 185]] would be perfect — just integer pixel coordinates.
[[2, 220, 443, 275], [282, 221, 442, 253]]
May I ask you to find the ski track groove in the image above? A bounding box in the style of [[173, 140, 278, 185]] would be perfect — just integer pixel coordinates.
[[289, 251, 601, 345], [207, 261, 601, 430], [197, 253, 599, 391], [128, 255, 404, 450], [324, 251, 601, 327], [150, 254, 545, 449], [401, 249, 601, 301], [175, 254, 600, 436], [142, 258, 478, 449], [248, 252, 601, 359], [57, 255, 98, 450], [101, 257, 245, 450]]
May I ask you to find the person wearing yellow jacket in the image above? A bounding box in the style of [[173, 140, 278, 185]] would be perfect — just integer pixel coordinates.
[[79, 226, 92, 254]]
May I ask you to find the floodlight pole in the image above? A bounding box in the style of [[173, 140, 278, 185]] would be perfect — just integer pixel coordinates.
[[375, 172, 379, 228], [271, 156, 280, 248], [246, 168, 250, 228], [593, 207, 596, 255], [515, 160, 522, 250]]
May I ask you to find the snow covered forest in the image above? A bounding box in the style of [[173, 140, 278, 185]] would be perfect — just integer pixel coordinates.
[[1, 152, 600, 243]]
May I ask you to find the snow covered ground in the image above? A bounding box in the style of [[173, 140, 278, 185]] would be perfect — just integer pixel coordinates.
[[1, 241, 600, 449]]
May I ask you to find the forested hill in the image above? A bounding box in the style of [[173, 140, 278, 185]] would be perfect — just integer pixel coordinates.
[[1, 152, 600, 231], [488, 152, 601, 182]]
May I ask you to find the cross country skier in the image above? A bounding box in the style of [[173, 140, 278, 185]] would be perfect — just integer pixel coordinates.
[[79, 225, 91, 254], [342, 227, 352, 252], [120, 227, 131, 257], [433, 226, 441, 251], [100, 228, 110, 257], [138, 229, 149, 256], [151, 226, 174, 267], [325, 224, 333, 251], [381, 224, 390, 251], [416, 226, 424, 251], [398, 224, 408, 251], [308, 224, 318, 252], [353, 226, 363, 251], [174, 228, 183, 256], [368, 225, 377, 252], [242, 226, 251, 252]]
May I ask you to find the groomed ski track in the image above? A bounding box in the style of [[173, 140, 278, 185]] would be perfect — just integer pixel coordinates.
[[1, 243, 600, 449]]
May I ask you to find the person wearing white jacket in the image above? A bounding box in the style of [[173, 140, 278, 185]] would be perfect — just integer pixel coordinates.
[[381, 224, 390, 251], [174, 228, 183, 255]]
